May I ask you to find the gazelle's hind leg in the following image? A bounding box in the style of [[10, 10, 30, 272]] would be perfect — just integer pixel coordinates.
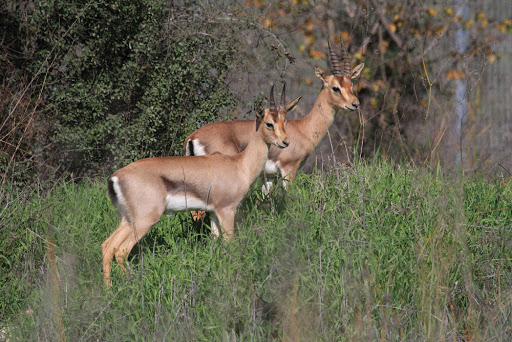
[[102, 218, 132, 286], [114, 230, 138, 273], [113, 214, 162, 279], [103, 211, 162, 286]]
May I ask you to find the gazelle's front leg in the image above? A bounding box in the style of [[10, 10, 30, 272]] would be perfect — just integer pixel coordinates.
[[210, 216, 221, 237], [281, 162, 300, 188], [261, 162, 298, 198], [212, 207, 236, 241], [261, 171, 274, 197]]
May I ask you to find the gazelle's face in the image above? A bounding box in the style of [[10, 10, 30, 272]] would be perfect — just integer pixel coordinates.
[[315, 64, 364, 111], [259, 108, 290, 149], [256, 83, 301, 148]]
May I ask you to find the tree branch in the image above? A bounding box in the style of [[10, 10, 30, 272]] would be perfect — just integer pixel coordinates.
[[370, 0, 403, 49]]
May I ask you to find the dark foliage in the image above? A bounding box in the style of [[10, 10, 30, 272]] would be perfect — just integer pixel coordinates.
[[1, 0, 236, 182]]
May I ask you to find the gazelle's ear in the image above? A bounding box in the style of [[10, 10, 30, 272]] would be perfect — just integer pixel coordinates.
[[314, 66, 328, 86], [285, 96, 302, 112], [255, 109, 264, 131], [351, 63, 364, 79]]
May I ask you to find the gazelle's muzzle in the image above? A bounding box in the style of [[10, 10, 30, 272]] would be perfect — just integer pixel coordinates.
[[275, 139, 290, 149]]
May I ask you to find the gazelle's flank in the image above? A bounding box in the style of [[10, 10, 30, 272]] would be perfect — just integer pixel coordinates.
[[102, 84, 296, 285], [184, 37, 364, 187]]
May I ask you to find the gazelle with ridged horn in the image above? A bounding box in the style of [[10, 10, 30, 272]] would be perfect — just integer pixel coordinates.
[[184, 37, 364, 191], [102, 84, 295, 285]]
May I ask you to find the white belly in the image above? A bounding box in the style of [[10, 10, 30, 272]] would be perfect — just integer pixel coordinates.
[[165, 194, 212, 215]]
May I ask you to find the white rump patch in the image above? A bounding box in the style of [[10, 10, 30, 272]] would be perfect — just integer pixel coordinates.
[[187, 139, 207, 156], [164, 194, 212, 215], [111, 176, 125, 207], [111, 176, 130, 219]]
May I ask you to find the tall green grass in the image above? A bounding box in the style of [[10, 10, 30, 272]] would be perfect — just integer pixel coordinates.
[[1, 160, 511, 341]]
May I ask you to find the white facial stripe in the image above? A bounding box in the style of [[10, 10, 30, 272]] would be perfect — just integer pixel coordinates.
[[165, 194, 213, 214]]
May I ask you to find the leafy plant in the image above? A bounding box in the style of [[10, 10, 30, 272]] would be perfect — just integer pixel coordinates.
[[1, 0, 241, 184], [27, 0, 235, 176]]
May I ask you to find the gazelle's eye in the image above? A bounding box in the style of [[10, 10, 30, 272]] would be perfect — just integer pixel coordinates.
[[265, 122, 274, 129], [332, 87, 342, 94]]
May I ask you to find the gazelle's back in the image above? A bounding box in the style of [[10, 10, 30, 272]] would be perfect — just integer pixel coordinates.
[[185, 120, 254, 156]]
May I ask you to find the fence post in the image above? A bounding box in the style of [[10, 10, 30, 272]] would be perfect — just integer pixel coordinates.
[[454, 0, 469, 169]]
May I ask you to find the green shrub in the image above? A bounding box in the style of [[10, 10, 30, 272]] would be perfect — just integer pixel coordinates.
[[32, 0, 235, 175], [1, 0, 236, 182]]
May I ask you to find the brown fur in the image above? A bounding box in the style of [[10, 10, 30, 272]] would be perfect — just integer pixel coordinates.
[[102, 87, 295, 286], [184, 64, 364, 183]]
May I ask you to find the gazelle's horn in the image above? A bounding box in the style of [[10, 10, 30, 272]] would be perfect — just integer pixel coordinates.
[[328, 39, 342, 77], [269, 84, 277, 112], [280, 83, 286, 109], [340, 36, 351, 76]]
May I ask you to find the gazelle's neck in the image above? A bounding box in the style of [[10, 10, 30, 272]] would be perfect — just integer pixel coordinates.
[[300, 88, 336, 147], [238, 128, 270, 183]]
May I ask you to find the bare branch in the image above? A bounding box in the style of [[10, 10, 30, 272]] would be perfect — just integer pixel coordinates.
[[370, 0, 403, 49]]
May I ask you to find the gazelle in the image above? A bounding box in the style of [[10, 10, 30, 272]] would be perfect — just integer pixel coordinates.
[[184, 38, 364, 190], [102, 84, 296, 285]]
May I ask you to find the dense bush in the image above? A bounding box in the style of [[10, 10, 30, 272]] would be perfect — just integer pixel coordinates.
[[1, 0, 238, 181], [35, 0, 237, 175]]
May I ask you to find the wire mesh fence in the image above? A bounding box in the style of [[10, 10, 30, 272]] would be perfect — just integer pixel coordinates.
[[477, 2, 512, 172]]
